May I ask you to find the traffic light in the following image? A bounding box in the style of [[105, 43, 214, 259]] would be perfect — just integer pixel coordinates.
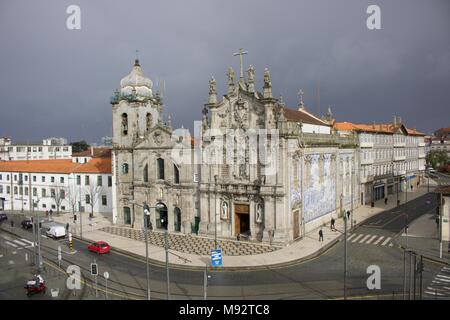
[[90, 263, 98, 276]]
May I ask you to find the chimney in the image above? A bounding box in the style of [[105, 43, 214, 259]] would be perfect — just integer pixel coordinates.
[[91, 146, 94, 157], [393, 115, 397, 126]]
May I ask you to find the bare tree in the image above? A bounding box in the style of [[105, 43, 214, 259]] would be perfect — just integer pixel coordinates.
[[66, 184, 79, 218], [52, 184, 67, 215], [84, 184, 103, 218]]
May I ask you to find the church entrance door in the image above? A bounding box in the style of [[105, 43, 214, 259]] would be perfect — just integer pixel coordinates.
[[234, 204, 250, 236]]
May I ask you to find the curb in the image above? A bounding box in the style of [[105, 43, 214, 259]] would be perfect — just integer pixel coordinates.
[[71, 233, 341, 272]]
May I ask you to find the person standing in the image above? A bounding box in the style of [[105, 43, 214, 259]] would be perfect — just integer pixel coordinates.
[[331, 218, 336, 231], [346, 210, 351, 221], [384, 198, 388, 205], [319, 229, 324, 241]]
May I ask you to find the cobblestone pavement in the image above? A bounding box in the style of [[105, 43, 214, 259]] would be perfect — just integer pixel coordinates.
[[100, 226, 280, 256]]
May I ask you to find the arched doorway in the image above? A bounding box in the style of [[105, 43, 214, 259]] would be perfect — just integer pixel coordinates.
[[174, 207, 181, 232], [156, 203, 168, 230]]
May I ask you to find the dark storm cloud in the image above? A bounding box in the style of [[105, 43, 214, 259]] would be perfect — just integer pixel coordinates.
[[0, 0, 449, 143]]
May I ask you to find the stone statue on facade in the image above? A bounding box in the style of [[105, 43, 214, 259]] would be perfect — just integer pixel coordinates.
[[256, 202, 264, 223], [221, 201, 229, 220]]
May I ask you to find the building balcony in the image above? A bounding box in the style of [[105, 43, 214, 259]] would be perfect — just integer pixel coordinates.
[[360, 141, 374, 148], [394, 142, 406, 147], [360, 158, 374, 165], [360, 175, 374, 183], [394, 155, 406, 161]]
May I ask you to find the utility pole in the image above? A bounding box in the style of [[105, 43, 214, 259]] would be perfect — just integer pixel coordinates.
[[165, 229, 170, 300], [439, 192, 443, 259], [403, 214, 408, 300], [419, 255, 423, 300], [341, 193, 347, 300], [37, 208, 42, 271], [203, 264, 208, 300], [143, 203, 151, 300], [31, 200, 37, 266], [413, 253, 417, 300]]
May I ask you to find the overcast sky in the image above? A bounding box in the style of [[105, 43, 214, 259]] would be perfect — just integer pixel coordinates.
[[0, 0, 449, 143]]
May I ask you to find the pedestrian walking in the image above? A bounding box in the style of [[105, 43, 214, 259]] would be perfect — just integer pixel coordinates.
[[236, 234, 241, 246], [65, 223, 69, 232], [384, 198, 388, 205], [346, 210, 351, 221], [318, 229, 324, 242], [45, 210, 49, 217], [410, 185, 413, 191], [10, 220, 14, 228], [330, 218, 335, 231]]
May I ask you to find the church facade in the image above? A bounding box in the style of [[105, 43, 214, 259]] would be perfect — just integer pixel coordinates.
[[111, 58, 360, 245]]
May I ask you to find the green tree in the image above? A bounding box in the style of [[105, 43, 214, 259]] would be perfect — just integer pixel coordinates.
[[70, 140, 89, 153], [426, 151, 448, 169]]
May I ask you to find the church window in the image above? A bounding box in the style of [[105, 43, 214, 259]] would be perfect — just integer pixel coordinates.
[[157, 158, 165, 180], [146, 113, 152, 131], [143, 164, 148, 182], [121, 113, 128, 135], [122, 163, 129, 174], [174, 164, 180, 184]]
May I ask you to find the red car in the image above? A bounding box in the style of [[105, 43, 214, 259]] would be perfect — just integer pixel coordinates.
[[87, 241, 111, 254]]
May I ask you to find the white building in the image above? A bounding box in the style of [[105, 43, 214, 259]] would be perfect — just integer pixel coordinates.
[[0, 154, 112, 215], [428, 127, 450, 160], [0, 137, 72, 161], [334, 117, 426, 205]]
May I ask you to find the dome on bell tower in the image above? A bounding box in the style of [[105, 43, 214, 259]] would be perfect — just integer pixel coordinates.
[[119, 59, 153, 98]]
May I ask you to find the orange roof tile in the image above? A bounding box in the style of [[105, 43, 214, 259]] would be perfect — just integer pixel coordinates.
[[334, 122, 425, 136], [0, 158, 111, 174], [73, 157, 111, 174]]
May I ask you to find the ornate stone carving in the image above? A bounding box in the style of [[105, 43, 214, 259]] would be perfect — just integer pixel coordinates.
[[153, 131, 163, 146], [234, 99, 248, 129]]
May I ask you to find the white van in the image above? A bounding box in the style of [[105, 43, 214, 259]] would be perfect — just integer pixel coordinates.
[[45, 225, 66, 239]]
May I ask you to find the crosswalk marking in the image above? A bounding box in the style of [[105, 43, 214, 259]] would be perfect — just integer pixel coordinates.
[[13, 239, 28, 246], [381, 237, 392, 246], [425, 291, 444, 296], [359, 234, 371, 243], [20, 239, 35, 246], [346, 234, 356, 241], [373, 236, 385, 245], [425, 266, 450, 299], [365, 235, 378, 244], [5, 241, 18, 248], [351, 234, 363, 243]]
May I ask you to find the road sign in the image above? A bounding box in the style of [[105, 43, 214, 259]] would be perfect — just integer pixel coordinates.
[[103, 271, 109, 279], [211, 249, 222, 267], [91, 263, 98, 276]]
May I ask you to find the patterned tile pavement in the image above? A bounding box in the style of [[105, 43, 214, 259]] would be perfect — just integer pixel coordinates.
[[100, 226, 280, 256]]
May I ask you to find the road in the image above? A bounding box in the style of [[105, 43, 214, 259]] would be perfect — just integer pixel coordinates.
[[0, 192, 447, 300]]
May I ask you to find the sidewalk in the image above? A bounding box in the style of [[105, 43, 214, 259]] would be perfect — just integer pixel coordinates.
[[46, 185, 435, 270]]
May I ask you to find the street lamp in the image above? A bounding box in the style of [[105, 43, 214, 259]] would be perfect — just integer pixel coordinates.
[[127, 200, 165, 300]]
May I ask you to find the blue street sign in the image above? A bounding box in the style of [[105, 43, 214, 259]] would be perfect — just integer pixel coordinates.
[[211, 249, 222, 267]]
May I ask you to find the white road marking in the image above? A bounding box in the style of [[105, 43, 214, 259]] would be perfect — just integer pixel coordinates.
[[381, 237, 392, 246], [5, 241, 18, 248], [8, 260, 14, 265], [436, 276, 450, 282], [373, 236, 385, 245], [12, 251, 17, 255], [0, 254, 3, 258], [359, 234, 371, 243], [346, 234, 356, 241], [437, 274, 450, 279], [389, 243, 394, 247], [424, 291, 444, 296], [20, 239, 35, 246], [365, 235, 378, 244], [13, 239, 28, 246], [351, 234, 363, 243]]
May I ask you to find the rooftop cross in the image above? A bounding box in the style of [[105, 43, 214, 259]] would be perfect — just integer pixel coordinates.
[[233, 48, 248, 86]]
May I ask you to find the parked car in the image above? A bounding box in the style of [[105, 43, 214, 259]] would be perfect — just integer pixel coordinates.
[[21, 217, 33, 229], [45, 225, 66, 239], [0, 213, 7, 222], [88, 241, 111, 254]]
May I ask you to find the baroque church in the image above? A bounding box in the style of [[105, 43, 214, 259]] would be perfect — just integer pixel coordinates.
[[111, 57, 360, 245]]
